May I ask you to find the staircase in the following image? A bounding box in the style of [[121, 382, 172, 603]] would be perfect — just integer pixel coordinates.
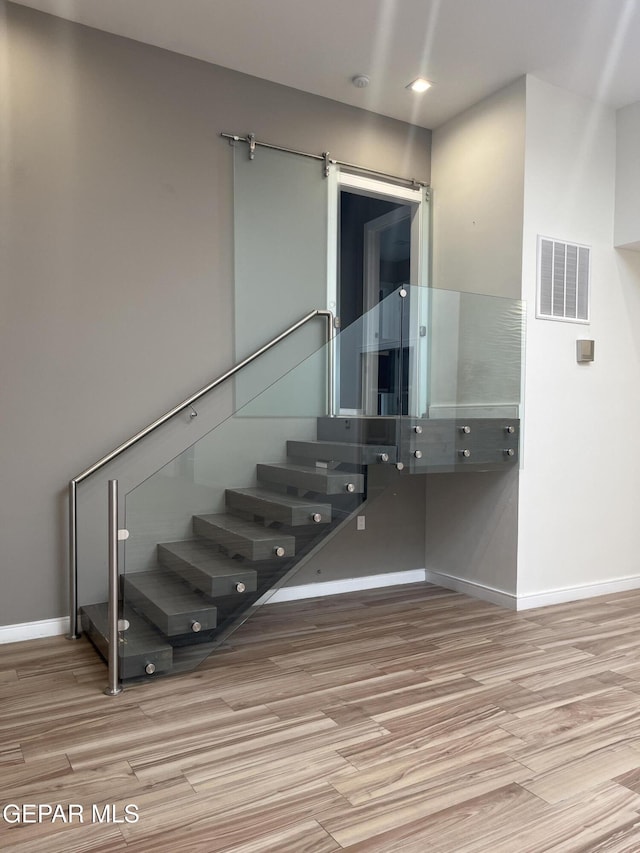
[[80, 415, 519, 682]]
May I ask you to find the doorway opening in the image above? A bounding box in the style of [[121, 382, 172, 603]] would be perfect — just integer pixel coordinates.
[[330, 174, 425, 416], [340, 192, 410, 415]]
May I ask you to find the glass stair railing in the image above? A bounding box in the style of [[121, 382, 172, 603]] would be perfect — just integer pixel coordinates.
[[73, 285, 525, 690]]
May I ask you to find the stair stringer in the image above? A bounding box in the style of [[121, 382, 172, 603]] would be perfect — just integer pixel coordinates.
[[196, 462, 402, 652], [192, 498, 369, 651]]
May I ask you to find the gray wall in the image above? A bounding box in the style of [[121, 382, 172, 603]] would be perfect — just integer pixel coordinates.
[[428, 78, 526, 597], [0, 2, 431, 627], [292, 466, 427, 585], [431, 77, 526, 300]]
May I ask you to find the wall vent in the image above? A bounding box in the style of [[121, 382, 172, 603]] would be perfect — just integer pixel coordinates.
[[537, 236, 590, 323]]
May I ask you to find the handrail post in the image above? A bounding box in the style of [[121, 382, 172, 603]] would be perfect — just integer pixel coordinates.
[[105, 479, 123, 696], [327, 313, 336, 417], [67, 481, 80, 639]]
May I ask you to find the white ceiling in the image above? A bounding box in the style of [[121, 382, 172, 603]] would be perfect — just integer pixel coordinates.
[[10, 0, 640, 128]]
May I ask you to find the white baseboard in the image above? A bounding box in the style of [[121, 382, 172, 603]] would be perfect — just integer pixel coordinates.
[[9, 573, 635, 644], [516, 575, 640, 610], [0, 616, 70, 645], [263, 569, 427, 604], [424, 570, 517, 610], [425, 570, 640, 612]]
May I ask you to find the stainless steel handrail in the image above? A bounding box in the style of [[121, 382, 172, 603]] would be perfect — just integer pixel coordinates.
[[68, 308, 335, 638]]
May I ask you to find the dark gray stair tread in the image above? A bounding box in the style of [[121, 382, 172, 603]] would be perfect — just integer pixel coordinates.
[[122, 570, 218, 636], [158, 541, 257, 597], [287, 440, 397, 465], [193, 513, 295, 561], [81, 603, 173, 679], [225, 487, 332, 526], [256, 463, 365, 495]]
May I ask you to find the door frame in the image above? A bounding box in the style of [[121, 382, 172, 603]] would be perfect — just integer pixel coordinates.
[[326, 169, 429, 416]]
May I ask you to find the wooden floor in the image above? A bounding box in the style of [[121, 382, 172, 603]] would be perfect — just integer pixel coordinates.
[[3, 584, 640, 851]]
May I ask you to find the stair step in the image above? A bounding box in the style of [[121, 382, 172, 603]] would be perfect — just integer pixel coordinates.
[[287, 440, 397, 466], [158, 541, 258, 597], [122, 570, 218, 637], [225, 487, 332, 526], [256, 463, 365, 496], [81, 602, 173, 680], [193, 514, 295, 561]]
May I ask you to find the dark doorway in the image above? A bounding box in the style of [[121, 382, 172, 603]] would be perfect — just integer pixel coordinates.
[[338, 190, 412, 414]]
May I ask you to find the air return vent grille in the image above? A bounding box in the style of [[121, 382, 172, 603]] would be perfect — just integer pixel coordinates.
[[537, 236, 590, 323]]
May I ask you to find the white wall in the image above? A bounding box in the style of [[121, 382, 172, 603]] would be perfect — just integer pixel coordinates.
[[427, 74, 640, 608], [517, 76, 640, 603]]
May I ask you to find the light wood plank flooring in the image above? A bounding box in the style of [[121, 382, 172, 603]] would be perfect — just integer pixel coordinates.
[[3, 583, 640, 851]]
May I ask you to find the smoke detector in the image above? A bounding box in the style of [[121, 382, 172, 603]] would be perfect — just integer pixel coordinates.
[[351, 74, 370, 89]]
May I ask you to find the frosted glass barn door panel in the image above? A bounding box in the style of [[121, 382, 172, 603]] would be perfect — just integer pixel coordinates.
[[234, 145, 328, 413]]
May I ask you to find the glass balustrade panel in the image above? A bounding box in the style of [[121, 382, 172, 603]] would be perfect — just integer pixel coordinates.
[[115, 290, 403, 681], [400, 285, 525, 472], [78, 284, 524, 684]]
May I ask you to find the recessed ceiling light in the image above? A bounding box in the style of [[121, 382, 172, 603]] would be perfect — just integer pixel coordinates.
[[407, 77, 432, 93]]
